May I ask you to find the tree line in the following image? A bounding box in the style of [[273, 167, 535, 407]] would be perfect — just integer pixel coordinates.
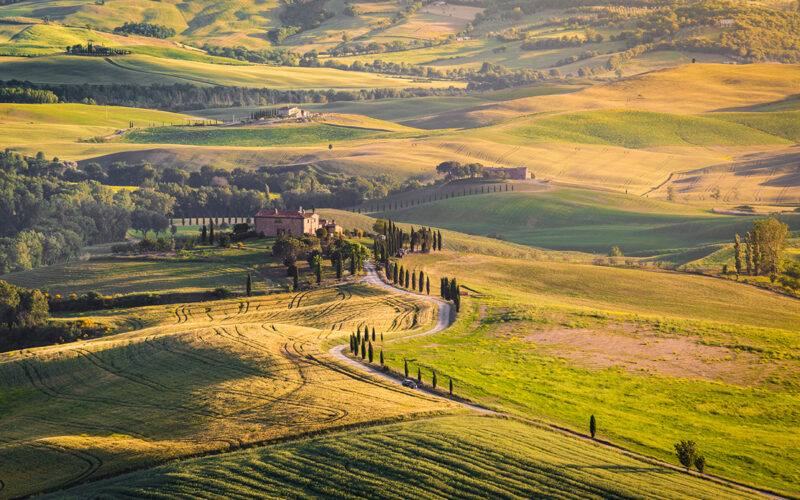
[[0, 86, 58, 103], [0, 80, 466, 112]]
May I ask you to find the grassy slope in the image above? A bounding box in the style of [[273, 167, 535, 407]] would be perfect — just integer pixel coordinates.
[[387, 251, 800, 493], [53, 416, 757, 500], [0, 53, 466, 89], [377, 188, 798, 254], [503, 110, 794, 148], [0, 283, 448, 498], [121, 123, 388, 147]]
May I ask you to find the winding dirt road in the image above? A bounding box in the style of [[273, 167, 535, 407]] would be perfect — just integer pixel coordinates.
[[329, 262, 789, 500]]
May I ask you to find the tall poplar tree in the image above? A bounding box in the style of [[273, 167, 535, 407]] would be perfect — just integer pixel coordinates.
[[733, 234, 743, 276]]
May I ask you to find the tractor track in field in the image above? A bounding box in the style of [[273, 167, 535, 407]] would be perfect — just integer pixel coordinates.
[[329, 262, 791, 500]]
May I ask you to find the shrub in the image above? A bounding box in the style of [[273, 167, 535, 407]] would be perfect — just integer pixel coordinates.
[[204, 287, 232, 300]]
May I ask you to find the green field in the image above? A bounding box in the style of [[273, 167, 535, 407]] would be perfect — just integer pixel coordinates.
[[387, 250, 800, 493], [52, 416, 758, 499], [0, 54, 466, 89], [503, 110, 794, 148], [376, 188, 800, 255], [121, 123, 387, 147]]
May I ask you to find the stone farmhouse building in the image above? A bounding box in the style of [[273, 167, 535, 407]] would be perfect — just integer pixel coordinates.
[[254, 208, 342, 237]]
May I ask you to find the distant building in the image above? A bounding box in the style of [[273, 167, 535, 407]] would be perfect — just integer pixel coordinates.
[[483, 167, 531, 180], [718, 18, 735, 28], [254, 208, 319, 236], [277, 106, 308, 118], [321, 219, 343, 235]]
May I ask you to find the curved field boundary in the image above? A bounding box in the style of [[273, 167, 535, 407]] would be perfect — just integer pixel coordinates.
[[331, 262, 792, 500]]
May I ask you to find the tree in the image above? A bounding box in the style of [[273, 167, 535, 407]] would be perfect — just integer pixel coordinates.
[[371, 327, 376, 341], [0, 280, 21, 327], [246, 273, 252, 296], [751, 218, 789, 275], [437, 230, 442, 251], [17, 289, 48, 327], [589, 415, 597, 439], [361, 338, 366, 359], [674, 440, 698, 469], [292, 265, 299, 291], [432, 371, 437, 389], [745, 232, 753, 275], [405, 269, 410, 288], [733, 234, 743, 277], [313, 254, 323, 284], [404, 359, 409, 377], [380, 349, 384, 365], [368, 342, 374, 362], [209, 220, 215, 244], [449, 378, 453, 395], [350, 334, 355, 353], [694, 454, 706, 473], [201, 224, 207, 243], [412, 271, 416, 290], [608, 246, 623, 257], [335, 253, 343, 279], [417, 367, 422, 383], [426, 277, 430, 295]]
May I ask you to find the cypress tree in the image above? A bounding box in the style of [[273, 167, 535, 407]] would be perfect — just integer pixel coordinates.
[[368, 342, 373, 362], [432, 371, 437, 389], [405, 269, 410, 288], [449, 378, 453, 395], [209, 220, 215, 244], [361, 338, 366, 359], [336, 255, 343, 279], [356, 326, 361, 345], [393, 264, 399, 283], [437, 230, 442, 251], [201, 225, 207, 243], [417, 367, 422, 383], [745, 232, 753, 275], [432, 231, 437, 250], [292, 266, 299, 291], [426, 277, 430, 295], [733, 234, 743, 277], [372, 327, 376, 341], [404, 359, 409, 377], [380, 349, 384, 365], [443, 278, 450, 300], [315, 259, 322, 284], [246, 273, 252, 297], [349, 334, 354, 353], [412, 271, 416, 290], [590, 414, 597, 439], [381, 332, 384, 342], [419, 271, 424, 292]]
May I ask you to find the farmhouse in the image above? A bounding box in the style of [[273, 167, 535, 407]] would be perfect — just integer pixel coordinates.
[[254, 208, 342, 236], [483, 167, 532, 180], [277, 106, 308, 118], [718, 18, 735, 28], [254, 208, 319, 236]]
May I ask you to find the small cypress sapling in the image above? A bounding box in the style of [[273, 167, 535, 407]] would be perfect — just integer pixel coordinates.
[[380, 332, 384, 342], [449, 378, 453, 395], [404, 359, 409, 377], [380, 349, 384, 365], [589, 415, 596, 439]]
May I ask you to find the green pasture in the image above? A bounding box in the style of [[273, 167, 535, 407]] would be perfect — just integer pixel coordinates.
[[503, 110, 794, 148], [52, 416, 758, 499], [377, 188, 799, 255], [121, 123, 386, 147]]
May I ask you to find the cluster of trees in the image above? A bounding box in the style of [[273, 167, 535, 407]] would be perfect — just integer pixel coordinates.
[[674, 440, 706, 473], [521, 31, 603, 51], [436, 161, 488, 180], [1, 150, 133, 273], [327, 37, 449, 57], [0, 86, 58, 103], [0, 80, 466, 112], [387, 261, 431, 295], [373, 220, 443, 265], [732, 218, 789, 278], [554, 49, 599, 67], [114, 22, 176, 39], [441, 276, 461, 312], [65, 43, 131, 57], [349, 325, 379, 363], [272, 233, 367, 290]]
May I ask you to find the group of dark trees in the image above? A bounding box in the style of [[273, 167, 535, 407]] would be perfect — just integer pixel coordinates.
[[65, 43, 131, 57], [272, 232, 368, 290], [114, 22, 175, 39], [441, 277, 461, 312], [387, 261, 430, 296], [349, 325, 379, 363], [0, 80, 465, 112]]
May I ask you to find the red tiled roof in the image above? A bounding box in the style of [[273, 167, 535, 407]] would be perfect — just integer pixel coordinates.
[[255, 209, 314, 219]]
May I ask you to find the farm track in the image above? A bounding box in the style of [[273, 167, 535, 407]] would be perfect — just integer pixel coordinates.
[[330, 263, 791, 500]]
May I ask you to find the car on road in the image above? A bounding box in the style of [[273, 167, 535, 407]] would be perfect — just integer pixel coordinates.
[[402, 379, 418, 389]]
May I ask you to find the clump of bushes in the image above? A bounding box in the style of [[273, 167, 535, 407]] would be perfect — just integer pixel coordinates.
[[112, 236, 197, 255], [204, 287, 232, 300]]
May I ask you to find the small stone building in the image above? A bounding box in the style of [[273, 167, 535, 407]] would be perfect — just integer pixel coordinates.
[[483, 167, 532, 180]]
